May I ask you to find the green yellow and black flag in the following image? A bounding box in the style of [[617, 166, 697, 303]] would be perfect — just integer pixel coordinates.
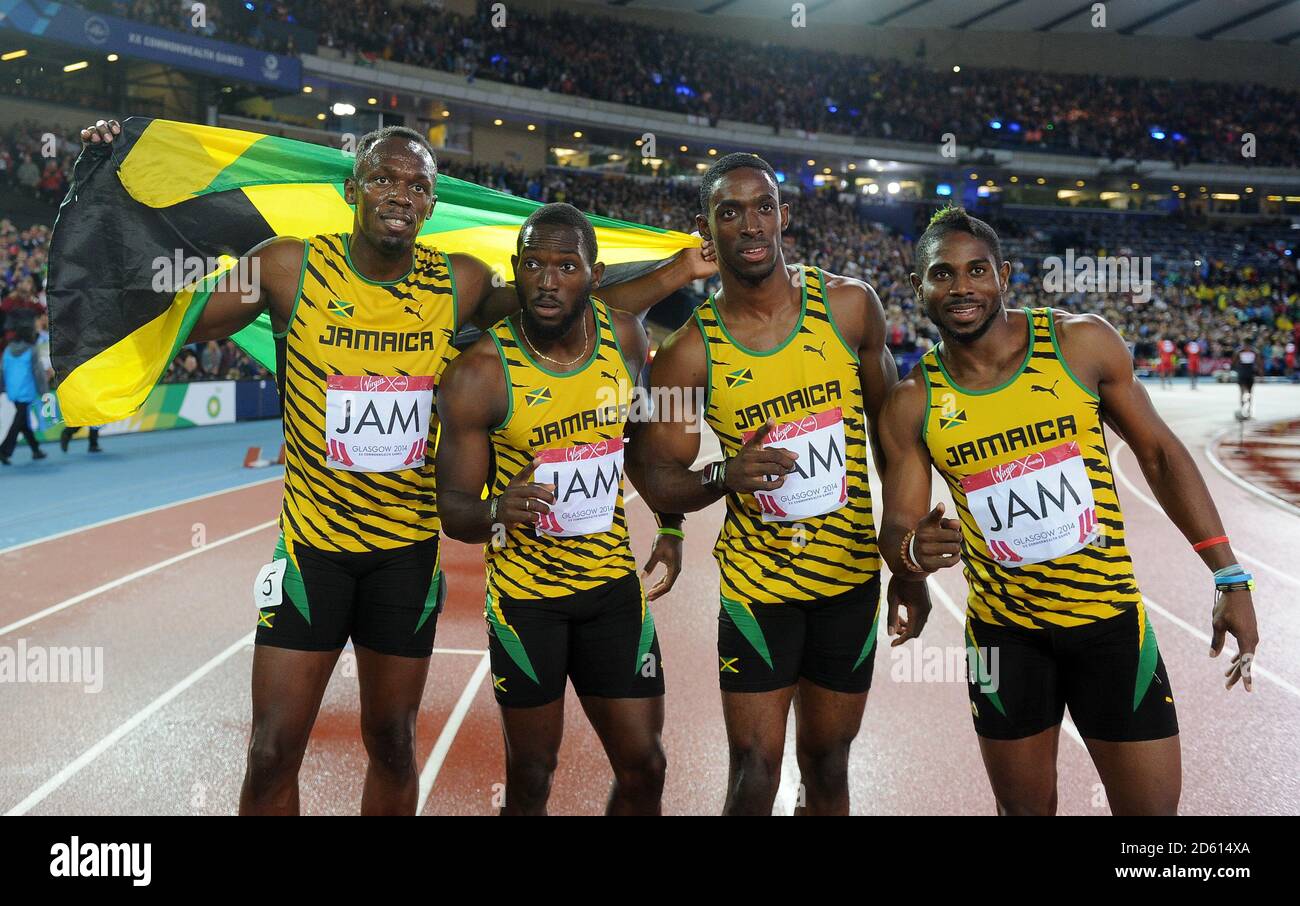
[[49, 117, 697, 425]]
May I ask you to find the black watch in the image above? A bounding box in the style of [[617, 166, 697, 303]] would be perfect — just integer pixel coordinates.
[[702, 458, 728, 493]]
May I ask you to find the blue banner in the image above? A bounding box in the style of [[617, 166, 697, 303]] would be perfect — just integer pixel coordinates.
[[0, 0, 301, 90]]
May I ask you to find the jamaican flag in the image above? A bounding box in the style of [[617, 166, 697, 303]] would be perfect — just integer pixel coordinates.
[[49, 117, 697, 425]]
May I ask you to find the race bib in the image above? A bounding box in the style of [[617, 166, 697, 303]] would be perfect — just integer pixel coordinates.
[[533, 438, 625, 538], [744, 407, 848, 523], [961, 441, 1099, 566], [324, 375, 434, 473], [253, 558, 287, 610]]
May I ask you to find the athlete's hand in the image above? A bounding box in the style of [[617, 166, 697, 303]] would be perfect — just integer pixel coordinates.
[[643, 533, 682, 601], [493, 457, 555, 528], [886, 574, 931, 646], [911, 502, 962, 571], [80, 119, 121, 148], [725, 421, 798, 494], [1211, 589, 1259, 692], [677, 231, 718, 282]]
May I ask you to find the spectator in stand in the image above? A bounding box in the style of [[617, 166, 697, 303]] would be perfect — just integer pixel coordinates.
[[1, 319, 48, 464]]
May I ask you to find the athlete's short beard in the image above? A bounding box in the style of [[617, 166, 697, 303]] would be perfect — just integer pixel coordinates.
[[932, 297, 1003, 345], [521, 295, 588, 344]]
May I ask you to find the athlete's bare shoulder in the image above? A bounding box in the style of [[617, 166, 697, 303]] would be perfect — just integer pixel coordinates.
[[439, 332, 508, 427], [1052, 309, 1132, 387], [881, 361, 929, 432], [607, 305, 650, 366], [651, 310, 708, 388], [818, 269, 886, 349]]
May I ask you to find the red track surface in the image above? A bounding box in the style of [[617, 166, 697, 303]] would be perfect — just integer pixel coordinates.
[[4, 384, 1298, 815]]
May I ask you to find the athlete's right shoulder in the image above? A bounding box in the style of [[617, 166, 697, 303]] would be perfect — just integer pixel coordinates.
[[251, 237, 308, 313], [880, 367, 929, 436], [438, 335, 508, 426], [650, 312, 708, 384]]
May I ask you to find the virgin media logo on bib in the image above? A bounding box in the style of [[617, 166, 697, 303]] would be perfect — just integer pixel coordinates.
[[325, 375, 434, 473], [743, 407, 848, 523], [534, 438, 624, 538], [961, 440, 1099, 566]]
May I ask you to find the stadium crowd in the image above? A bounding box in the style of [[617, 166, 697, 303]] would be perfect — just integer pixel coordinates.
[[4, 155, 1296, 384], [64, 0, 1300, 167], [446, 160, 1299, 376], [72, 0, 1282, 168]]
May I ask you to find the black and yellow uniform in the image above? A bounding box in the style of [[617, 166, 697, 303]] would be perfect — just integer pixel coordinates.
[[484, 298, 661, 707], [921, 308, 1176, 740], [697, 265, 881, 693], [254, 233, 457, 657]]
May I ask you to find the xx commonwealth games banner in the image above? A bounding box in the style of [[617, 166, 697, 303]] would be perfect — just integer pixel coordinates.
[[48, 117, 697, 426]]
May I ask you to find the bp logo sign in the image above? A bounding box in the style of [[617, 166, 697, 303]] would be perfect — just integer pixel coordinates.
[[207, 395, 222, 418], [84, 16, 111, 45]]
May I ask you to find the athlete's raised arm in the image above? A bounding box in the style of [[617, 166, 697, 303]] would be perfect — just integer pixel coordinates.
[[435, 340, 553, 544], [451, 241, 716, 332], [80, 119, 304, 342], [1057, 312, 1260, 690], [612, 308, 684, 601]]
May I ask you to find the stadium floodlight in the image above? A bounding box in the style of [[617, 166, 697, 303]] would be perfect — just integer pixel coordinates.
[[63, 61, 89, 73], [333, 103, 357, 117], [0, 50, 28, 61]]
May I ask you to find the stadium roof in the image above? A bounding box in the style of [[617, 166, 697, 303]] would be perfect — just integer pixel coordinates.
[[583, 0, 1300, 44]]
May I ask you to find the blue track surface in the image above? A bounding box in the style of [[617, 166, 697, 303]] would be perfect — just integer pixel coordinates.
[[0, 420, 285, 549]]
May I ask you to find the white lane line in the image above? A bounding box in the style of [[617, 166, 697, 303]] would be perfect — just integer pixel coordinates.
[[6, 632, 256, 816], [927, 577, 1086, 750], [417, 651, 492, 814], [0, 475, 282, 558], [0, 520, 278, 638], [430, 647, 491, 657], [1203, 427, 1300, 519], [1140, 594, 1299, 700], [1111, 440, 1300, 589]]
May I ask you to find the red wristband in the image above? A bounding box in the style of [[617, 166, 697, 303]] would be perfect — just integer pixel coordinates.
[[1192, 535, 1229, 552]]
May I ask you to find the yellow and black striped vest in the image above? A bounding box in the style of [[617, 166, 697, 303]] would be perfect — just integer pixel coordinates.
[[485, 297, 637, 600], [695, 265, 880, 604], [277, 233, 458, 552], [920, 308, 1140, 629]]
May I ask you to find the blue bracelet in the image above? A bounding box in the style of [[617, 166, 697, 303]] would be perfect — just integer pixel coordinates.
[[1213, 564, 1246, 578], [1215, 572, 1253, 586]]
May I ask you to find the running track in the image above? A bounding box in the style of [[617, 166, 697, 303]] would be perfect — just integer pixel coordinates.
[[3, 383, 1297, 815]]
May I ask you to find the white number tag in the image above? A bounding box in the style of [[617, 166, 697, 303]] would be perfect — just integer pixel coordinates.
[[254, 558, 287, 609]]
